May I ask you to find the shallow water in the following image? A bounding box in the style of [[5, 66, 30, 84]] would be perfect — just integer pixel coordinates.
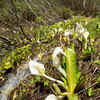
[[0, 52, 46, 100]]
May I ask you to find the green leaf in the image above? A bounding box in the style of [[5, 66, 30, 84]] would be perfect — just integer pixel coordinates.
[[43, 80, 50, 86], [69, 94, 78, 100], [62, 56, 66, 70], [83, 46, 93, 55], [88, 88, 95, 97], [35, 75, 42, 82], [70, 43, 74, 50], [65, 48, 81, 94], [74, 75, 87, 93], [97, 76, 100, 82], [82, 36, 86, 49], [61, 75, 67, 85], [88, 46, 93, 52], [94, 60, 100, 65]]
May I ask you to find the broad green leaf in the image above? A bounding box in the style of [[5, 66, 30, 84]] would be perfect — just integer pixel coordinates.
[[65, 48, 81, 94], [68, 94, 78, 100], [74, 75, 87, 93]]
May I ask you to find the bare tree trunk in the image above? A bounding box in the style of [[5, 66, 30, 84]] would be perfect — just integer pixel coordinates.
[[83, 0, 86, 10]]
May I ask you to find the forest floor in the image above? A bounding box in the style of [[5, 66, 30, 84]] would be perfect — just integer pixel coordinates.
[[0, 17, 100, 100], [6, 35, 100, 100]]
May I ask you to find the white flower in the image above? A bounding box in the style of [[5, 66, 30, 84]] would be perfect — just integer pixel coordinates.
[[76, 23, 84, 34], [54, 28, 58, 33], [83, 31, 89, 41], [69, 29, 74, 35], [13, 31, 16, 33], [29, 59, 65, 85], [37, 40, 40, 43], [64, 20, 67, 23], [64, 29, 73, 37], [64, 19, 70, 23], [52, 47, 66, 78], [64, 29, 70, 36], [83, 31, 89, 49], [91, 39, 94, 42], [85, 21, 88, 25], [53, 56, 60, 68], [30, 27, 33, 31], [58, 28, 63, 32], [29, 60, 45, 75], [53, 47, 66, 58], [45, 94, 63, 100], [58, 22, 62, 26]]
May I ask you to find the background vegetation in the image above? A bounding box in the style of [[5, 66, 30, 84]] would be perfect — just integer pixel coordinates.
[[0, 0, 100, 99]]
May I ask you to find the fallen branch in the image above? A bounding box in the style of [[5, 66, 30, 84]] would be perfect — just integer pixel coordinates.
[[77, 82, 99, 95]]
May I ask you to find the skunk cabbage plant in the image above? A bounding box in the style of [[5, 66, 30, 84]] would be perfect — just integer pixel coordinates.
[[76, 23, 84, 34], [75, 23, 90, 50], [29, 44, 87, 100], [83, 31, 89, 49]]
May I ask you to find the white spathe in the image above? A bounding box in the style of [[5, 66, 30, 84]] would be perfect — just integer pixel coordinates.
[[69, 29, 74, 35], [76, 23, 84, 34], [64, 29, 74, 37], [53, 56, 60, 68], [29, 60, 45, 75], [53, 47, 66, 58], [53, 47, 66, 78], [53, 56, 66, 78], [64, 29, 70, 36], [85, 21, 88, 25], [54, 28, 58, 33], [45, 94, 63, 100], [83, 31, 89, 49], [29, 59, 65, 85], [58, 27, 63, 32], [83, 31, 89, 41]]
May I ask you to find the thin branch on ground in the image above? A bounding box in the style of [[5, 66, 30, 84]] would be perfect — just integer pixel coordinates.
[[10, 0, 31, 41], [77, 82, 99, 95]]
